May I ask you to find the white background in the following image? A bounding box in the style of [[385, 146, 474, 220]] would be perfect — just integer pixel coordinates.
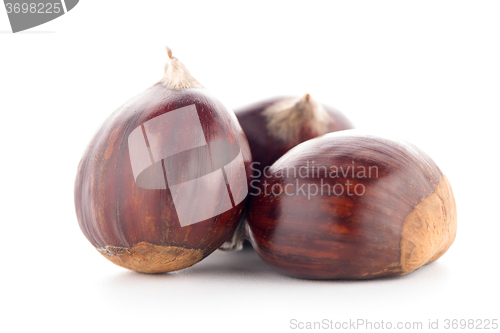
[[1, 1, 499, 332]]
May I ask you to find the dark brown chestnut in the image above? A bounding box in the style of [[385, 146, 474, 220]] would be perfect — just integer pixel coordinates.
[[246, 131, 457, 279], [235, 94, 353, 176], [74, 47, 252, 273]]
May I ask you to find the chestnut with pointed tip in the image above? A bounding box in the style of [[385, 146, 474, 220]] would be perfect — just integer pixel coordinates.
[[75, 48, 252, 273], [246, 131, 457, 279], [235, 95, 353, 176]]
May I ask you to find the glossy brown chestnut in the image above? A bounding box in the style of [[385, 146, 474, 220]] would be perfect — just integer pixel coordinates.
[[75, 48, 252, 273], [235, 95, 353, 176], [246, 131, 457, 279]]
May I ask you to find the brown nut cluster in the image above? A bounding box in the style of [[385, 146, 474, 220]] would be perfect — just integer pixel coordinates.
[[75, 48, 456, 279]]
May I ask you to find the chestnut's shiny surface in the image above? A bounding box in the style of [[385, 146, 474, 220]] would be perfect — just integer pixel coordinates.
[[246, 131, 456, 279]]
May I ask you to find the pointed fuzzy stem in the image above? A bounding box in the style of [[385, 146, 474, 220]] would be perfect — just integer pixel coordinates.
[[262, 94, 333, 144], [161, 47, 203, 89]]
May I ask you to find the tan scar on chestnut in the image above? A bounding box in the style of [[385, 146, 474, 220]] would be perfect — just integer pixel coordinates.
[[98, 242, 203, 274], [400, 176, 457, 274]]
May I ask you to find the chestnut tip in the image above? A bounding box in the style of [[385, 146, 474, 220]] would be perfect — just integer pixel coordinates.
[[166, 46, 174, 59], [161, 46, 203, 89], [234, 95, 353, 176], [262, 94, 333, 145]]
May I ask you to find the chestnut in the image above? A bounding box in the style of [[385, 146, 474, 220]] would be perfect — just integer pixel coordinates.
[[246, 131, 457, 279], [235, 94, 353, 176], [74, 47, 252, 273]]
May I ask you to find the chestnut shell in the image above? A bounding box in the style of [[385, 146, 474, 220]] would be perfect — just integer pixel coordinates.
[[75, 84, 252, 273], [246, 131, 457, 279]]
